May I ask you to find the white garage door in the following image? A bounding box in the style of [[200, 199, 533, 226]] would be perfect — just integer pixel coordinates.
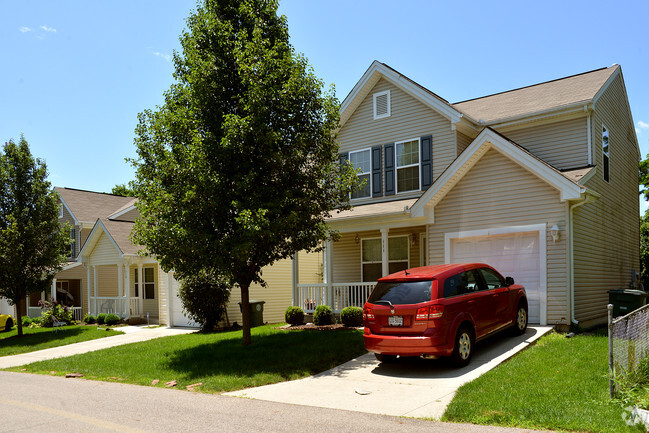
[[0, 298, 12, 315], [169, 276, 199, 328], [450, 231, 541, 324]]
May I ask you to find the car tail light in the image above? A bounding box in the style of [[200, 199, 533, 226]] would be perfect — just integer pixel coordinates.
[[429, 305, 444, 319], [363, 307, 374, 320], [416, 307, 429, 320]]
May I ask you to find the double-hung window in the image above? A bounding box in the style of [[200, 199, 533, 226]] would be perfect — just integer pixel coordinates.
[[349, 148, 372, 199], [361, 236, 410, 282], [134, 268, 156, 299], [68, 228, 76, 258], [396, 139, 420, 193], [602, 125, 610, 183]]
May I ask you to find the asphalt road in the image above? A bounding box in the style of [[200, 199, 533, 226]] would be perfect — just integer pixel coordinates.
[[0, 371, 554, 433]]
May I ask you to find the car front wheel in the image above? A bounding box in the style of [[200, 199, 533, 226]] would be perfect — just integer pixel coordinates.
[[511, 303, 528, 336], [450, 326, 474, 367]]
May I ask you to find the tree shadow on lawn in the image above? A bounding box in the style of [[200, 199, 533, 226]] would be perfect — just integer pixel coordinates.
[[0, 327, 86, 349], [163, 329, 365, 383]]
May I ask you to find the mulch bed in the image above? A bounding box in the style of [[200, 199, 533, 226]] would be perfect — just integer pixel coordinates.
[[277, 323, 361, 331]]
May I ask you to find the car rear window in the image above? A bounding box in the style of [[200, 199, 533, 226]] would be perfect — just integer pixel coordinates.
[[367, 280, 433, 305]]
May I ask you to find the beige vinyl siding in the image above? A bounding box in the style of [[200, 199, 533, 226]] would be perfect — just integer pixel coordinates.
[[427, 149, 569, 324], [457, 131, 473, 155], [158, 267, 168, 325], [498, 117, 589, 170], [338, 78, 456, 196], [96, 265, 118, 297], [88, 232, 121, 266], [297, 249, 323, 284], [226, 250, 321, 324], [572, 74, 640, 323], [331, 227, 427, 283]]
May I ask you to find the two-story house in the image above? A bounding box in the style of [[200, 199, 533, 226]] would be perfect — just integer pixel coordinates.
[[294, 61, 639, 329], [48, 187, 321, 327]]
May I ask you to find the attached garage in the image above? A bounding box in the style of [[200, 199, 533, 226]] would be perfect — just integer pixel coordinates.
[[444, 225, 547, 325], [168, 276, 199, 328]]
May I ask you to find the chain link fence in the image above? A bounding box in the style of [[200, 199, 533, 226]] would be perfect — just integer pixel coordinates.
[[609, 303, 649, 396]]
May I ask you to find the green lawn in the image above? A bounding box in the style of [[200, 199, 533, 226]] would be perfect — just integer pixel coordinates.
[[443, 331, 640, 433], [0, 325, 123, 357], [7, 325, 366, 392]]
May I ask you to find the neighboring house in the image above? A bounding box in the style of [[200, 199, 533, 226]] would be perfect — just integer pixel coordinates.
[[48, 187, 321, 327], [295, 61, 639, 329]]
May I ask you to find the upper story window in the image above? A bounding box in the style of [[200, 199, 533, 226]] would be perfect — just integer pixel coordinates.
[[68, 228, 76, 258], [602, 125, 610, 183], [373, 90, 390, 120], [58, 206, 63, 219], [349, 148, 371, 199], [396, 138, 420, 193]]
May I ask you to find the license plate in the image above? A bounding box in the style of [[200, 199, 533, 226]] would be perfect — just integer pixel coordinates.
[[388, 315, 403, 326]]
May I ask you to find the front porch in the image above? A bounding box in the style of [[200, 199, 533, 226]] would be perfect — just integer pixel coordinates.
[[295, 225, 427, 313]]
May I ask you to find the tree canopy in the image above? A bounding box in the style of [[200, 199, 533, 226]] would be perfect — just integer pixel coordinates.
[[131, 0, 356, 344], [111, 183, 135, 197], [0, 136, 71, 336]]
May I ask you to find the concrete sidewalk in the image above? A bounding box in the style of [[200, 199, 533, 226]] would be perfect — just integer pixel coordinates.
[[226, 326, 552, 420], [0, 326, 195, 369]]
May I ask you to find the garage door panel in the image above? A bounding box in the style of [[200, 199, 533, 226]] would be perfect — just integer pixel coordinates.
[[450, 231, 541, 324]]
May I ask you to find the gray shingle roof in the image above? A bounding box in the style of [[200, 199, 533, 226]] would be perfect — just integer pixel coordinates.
[[56, 187, 136, 223]]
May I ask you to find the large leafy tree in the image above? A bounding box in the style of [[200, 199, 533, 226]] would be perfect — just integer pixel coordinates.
[[131, 0, 356, 345], [0, 136, 71, 336]]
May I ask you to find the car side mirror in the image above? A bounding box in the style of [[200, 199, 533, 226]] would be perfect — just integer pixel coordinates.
[[505, 276, 515, 286]]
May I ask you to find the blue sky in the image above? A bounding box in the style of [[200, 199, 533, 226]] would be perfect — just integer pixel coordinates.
[[2, 1, 648, 210]]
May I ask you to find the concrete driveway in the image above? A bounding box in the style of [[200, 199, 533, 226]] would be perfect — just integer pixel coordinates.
[[226, 325, 552, 419]]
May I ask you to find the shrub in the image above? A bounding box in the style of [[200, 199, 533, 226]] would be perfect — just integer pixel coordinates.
[[21, 316, 32, 327], [340, 306, 363, 327], [38, 298, 74, 327], [96, 313, 107, 325], [104, 314, 120, 326], [28, 316, 42, 328], [285, 306, 305, 325], [313, 305, 334, 326], [178, 269, 232, 332], [83, 314, 96, 324]]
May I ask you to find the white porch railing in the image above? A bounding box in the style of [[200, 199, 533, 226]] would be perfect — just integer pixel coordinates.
[[297, 282, 376, 313], [71, 307, 83, 321], [91, 297, 127, 316], [27, 306, 41, 318], [129, 297, 141, 317]]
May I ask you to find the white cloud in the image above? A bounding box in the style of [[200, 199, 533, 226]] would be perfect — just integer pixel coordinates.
[[19, 26, 32, 33], [153, 51, 171, 62], [40, 25, 56, 33], [638, 121, 649, 129]]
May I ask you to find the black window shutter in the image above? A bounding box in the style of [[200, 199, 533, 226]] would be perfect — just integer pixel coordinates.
[[384, 143, 395, 195], [420, 135, 433, 190], [371, 146, 382, 197]]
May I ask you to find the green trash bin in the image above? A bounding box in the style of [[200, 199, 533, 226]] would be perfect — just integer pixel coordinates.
[[238, 300, 266, 327], [608, 289, 648, 318]]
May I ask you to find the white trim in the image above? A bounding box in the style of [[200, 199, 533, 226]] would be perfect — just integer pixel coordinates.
[[58, 206, 63, 219], [108, 204, 137, 221], [349, 148, 372, 200], [373, 90, 391, 120], [409, 128, 586, 218], [77, 219, 124, 262], [443, 224, 547, 326], [395, 138, 421, 194]]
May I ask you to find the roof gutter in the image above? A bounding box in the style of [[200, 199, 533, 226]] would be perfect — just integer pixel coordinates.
[[569, 191, 599, 325]]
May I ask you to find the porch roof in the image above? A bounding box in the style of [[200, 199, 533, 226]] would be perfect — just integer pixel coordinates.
[[328, 198, 417, 222]]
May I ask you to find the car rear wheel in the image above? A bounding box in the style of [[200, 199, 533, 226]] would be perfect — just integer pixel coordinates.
[[511, 303, 528, 336], [451, 325, 474, 367], [5, 318, 13, 332], [374, 353, 397, 363]]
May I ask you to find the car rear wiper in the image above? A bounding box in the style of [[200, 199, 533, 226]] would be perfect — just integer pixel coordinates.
[[374, 300, 394, 308]]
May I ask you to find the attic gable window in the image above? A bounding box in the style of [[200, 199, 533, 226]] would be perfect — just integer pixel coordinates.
[[602, 125, 610, 183], [373, 90, 391, 120]]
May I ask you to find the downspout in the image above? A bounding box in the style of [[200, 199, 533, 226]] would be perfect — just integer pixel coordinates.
[[569, 192, 597, 325]]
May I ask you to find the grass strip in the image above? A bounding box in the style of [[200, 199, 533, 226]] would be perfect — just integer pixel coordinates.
[[0, 325, 123, 357], [443, 331, 640, 433], [7, 325, 366, 393]]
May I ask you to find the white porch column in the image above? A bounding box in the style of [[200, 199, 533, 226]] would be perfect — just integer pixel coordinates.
[[291, 253, 299, 306], [325, 239, 333, 307], [117, 264, 123, 316], [50, 279, 56, 302], [124, 263, 131, 317], [86, 265, 91, 315], [380, 228, 389, 278], [93, 265, 98, 314], [137, 264, 144, 316]]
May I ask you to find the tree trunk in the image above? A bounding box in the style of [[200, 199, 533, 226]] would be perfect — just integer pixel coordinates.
[[240, 283, 251, 346], [15, 300, 23, 337]]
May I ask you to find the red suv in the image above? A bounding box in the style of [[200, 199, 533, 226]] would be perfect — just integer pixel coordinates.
[[363, 263, 528, 367]]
